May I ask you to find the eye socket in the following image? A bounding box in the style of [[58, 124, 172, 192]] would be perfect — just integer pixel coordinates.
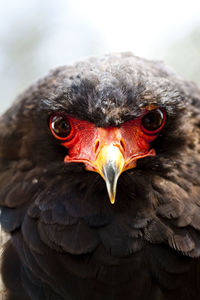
[[141, 108, 166, 135], [49, 113, 74, 141]]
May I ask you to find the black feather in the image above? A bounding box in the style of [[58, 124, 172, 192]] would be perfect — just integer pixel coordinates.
[[1, 53, 200, 299]]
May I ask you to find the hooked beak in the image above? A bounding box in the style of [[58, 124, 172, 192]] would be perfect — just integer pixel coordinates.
[[94, 144, 126, 204], [64, 127, 155, 204], [85, 144, 155, 204]]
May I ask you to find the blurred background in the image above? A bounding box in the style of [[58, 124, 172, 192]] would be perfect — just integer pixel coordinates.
[[1, 0, 200, 113]]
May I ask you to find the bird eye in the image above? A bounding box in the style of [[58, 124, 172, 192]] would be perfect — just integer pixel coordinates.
[[141, 108, 166, 135], [49, 113, 74, 141]]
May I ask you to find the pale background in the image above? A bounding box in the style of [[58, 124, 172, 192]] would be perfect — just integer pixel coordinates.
[[1, 0, 200, 113]]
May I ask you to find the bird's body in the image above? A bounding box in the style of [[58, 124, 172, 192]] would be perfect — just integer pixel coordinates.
[[0, 53, 200, 299]]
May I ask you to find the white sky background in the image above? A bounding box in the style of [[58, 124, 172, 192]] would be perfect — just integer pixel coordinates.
[[0, 0, 200, 113]]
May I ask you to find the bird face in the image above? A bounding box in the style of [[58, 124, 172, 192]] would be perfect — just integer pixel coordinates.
[[49, 107, 166, 203], [1, 53, 200, 300]]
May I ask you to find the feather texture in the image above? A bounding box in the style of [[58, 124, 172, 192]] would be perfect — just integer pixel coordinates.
[[0, 53, 200, 299]]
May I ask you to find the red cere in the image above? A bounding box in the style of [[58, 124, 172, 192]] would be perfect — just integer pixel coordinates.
[[49, 108, 166, 168], [61, 118, 97, 162]]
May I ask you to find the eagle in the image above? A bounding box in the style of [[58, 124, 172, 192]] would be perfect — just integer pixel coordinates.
[[0, 52, 200, 300]]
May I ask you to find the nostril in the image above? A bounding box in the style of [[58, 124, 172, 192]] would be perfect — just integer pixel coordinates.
[[94, 140, 100, 154], [120, 139, 126, 152]]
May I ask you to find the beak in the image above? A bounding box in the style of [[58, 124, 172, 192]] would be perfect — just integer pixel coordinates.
[[94, 144, 126, 204], [87, 142, 155, 204], [64, 127, 155, 204]]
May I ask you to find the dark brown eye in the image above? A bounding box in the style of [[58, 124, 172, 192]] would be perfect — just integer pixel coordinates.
[[141, 108, 166, 135], [50, 113, 74, 141]]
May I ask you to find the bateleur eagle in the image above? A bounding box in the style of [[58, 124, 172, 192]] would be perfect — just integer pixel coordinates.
[[0, 53, 200, 300]]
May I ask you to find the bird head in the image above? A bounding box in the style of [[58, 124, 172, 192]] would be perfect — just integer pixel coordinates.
[[49, 107, 165, 204], [0, 52, 200, 261]]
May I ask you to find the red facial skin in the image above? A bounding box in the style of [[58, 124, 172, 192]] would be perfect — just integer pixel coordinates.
[[49, 109, 166, 173]]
